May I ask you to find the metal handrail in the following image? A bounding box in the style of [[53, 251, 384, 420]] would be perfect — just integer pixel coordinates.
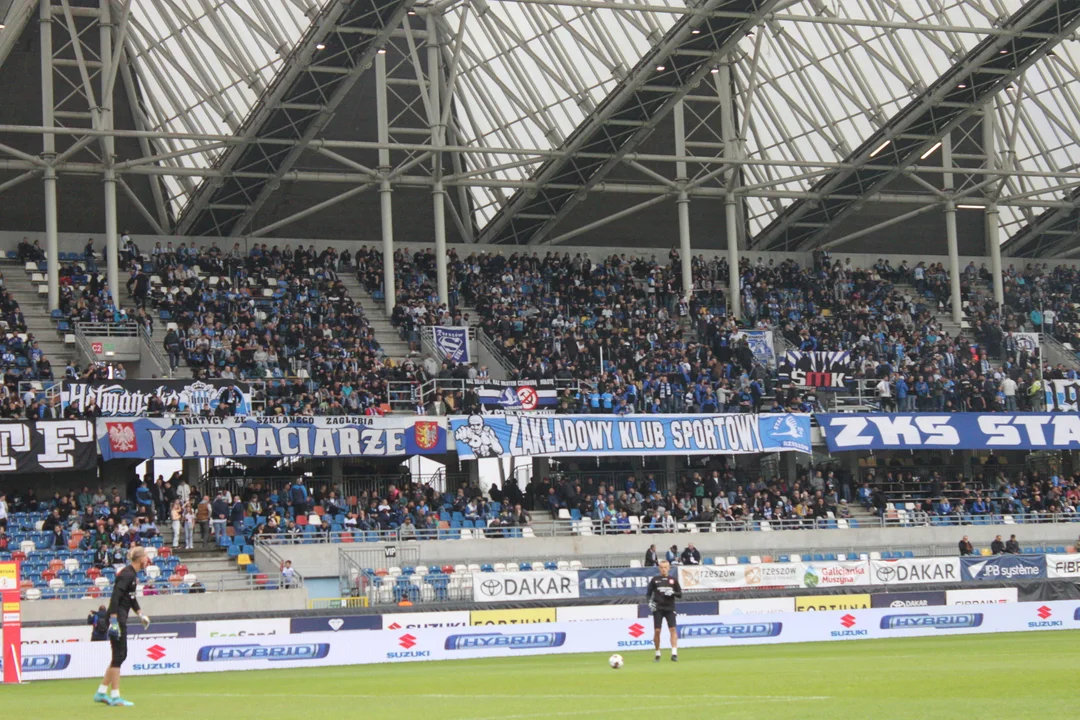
[[71, 322, 98, 367], [476, 326, 518, 376], [75, 321, 139, 337], [139, 324, 173, 379], [254, 510, 1080, 546], [259, 541, 304, 589]]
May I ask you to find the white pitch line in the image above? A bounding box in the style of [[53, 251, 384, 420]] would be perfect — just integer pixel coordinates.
[[156, 693, 831, 702]]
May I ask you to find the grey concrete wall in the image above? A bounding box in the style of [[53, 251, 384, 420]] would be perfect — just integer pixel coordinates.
[[266, 523, 1080, 579], [22, 588, 308, 624]]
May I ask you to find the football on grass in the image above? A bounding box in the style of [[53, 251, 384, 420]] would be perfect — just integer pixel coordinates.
[[608, 654, 624, 669]]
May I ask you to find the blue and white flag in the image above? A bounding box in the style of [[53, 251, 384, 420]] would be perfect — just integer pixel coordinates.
[[432, 326, 470, 363], [449, 413, 812, 459], [819, 413, 1080, 451], [732, 330, 776, 369]]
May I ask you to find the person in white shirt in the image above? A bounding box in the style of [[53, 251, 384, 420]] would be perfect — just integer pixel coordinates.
[[876, 376, 894, 412], [1001, 376, 1018, 411], [0, 493, 7, 530]]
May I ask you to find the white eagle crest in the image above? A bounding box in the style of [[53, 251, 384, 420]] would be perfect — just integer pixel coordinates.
[[108, 423, 137, 452]]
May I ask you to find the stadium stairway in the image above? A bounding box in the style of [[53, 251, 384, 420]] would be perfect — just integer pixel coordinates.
[[893, 280, 966, 343], [3, 268, 77, 370], [161, 526, 257, 590], [338, 273, 411, 363]]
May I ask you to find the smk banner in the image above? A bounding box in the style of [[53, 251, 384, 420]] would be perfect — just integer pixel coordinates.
[[432, 327, 470, 363], [819, 413, 1080, 451], [0, 420, 96, 473], [473, 379, 558, 413], [448, 413, 812, 459], [63, 380, 252, 416], [778, 351, 851, 391], [97, 416, 447, 460]]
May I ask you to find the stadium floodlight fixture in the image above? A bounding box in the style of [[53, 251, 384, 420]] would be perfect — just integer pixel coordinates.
[[957, 205, 983, 209], [919, 141, 942, 160], [656, 65, 665, 71], [870, 141, 890, 157], [316, 43, 326, 50], [957, 83, 967, 88]]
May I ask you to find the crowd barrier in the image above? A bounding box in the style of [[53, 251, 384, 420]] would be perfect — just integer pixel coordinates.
[[10, 599, 1078, 680]]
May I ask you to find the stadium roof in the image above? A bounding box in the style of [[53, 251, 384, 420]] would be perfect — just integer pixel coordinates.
[[2, 0, 1080, 256]]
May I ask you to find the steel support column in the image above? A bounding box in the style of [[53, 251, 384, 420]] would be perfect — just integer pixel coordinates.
[[673, 99, 691, 302], [943, 134, 962, 325], [377, 51, 395, 316], [720, 61, 739, 320], [428, 13, 448, 307], [101, 0, 119, 306], [40, 0, 59, 312], [984, 104, 1004, 306]]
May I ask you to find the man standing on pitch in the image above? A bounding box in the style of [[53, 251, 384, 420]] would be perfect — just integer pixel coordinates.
[[94, 546, 152, 706], [646, 559, 682, 662]]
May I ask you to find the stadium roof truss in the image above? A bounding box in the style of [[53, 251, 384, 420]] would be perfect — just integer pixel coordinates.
[[1, 0, 1080, 255]]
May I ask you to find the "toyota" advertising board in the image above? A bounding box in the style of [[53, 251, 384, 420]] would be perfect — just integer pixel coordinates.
[[471, 571, 580, 603]]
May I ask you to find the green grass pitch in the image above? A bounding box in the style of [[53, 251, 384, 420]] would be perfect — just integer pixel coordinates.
[[8, 631, 1076, 719]]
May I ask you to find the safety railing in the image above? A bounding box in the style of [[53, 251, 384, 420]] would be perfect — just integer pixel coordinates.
[[18, 379, 62, 406], [260, 541, 304, 589], [140, 324, 173, 379], [255, 510, 1080, 548], [71, 322, 99, 367], [476, 326, 518, 376]]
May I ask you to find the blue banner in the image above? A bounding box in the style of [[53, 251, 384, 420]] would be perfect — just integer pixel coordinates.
[[432, 326, 470, 363], [449, 413, 812, 459], [289, 616, 382, 634], [579, 568, 654, 598], [870, 591, 946, 609], [98, 417, 447, 460], [819, 413, 1080, 451], [960, 555, 1046, 582]]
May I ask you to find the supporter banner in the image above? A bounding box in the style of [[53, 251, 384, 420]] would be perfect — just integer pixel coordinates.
[[63, 380, 252, 417], [1046, 379, 1080, 412], [960, 555, 1046, 582], [472, 571, 580, 603], [946, 588, 1018, 605], [0, 420, 95, 473], [795, 594, 871, 611], [1046, 554, 1080, 579], [97, 416, 447, 460], [1012, 332, 1040, 354], [819, 413, 1080, 451], [732, 330, 776, 369], [449, 413, 812, 459], [14, 602, 1080, 680], [869, 558, 961, 586], [578, 568, 653, 598], [470, 608, 557, 625], [473, 379, 558, 413], [779, 351, 852, 390], [431, 326, 470, 363], [870, 591, 946, 609]]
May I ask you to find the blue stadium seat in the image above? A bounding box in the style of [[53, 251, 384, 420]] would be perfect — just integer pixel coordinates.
[[737, 556, 750, 565]]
